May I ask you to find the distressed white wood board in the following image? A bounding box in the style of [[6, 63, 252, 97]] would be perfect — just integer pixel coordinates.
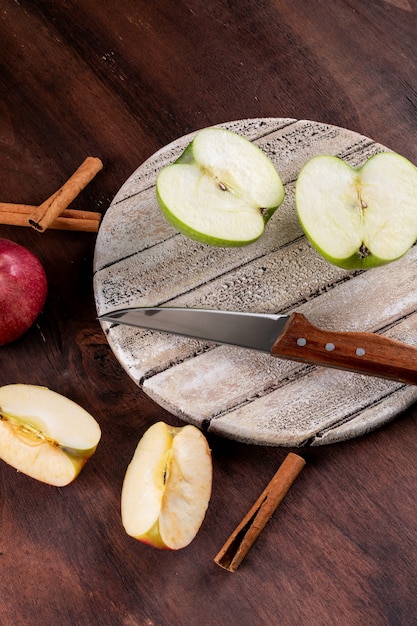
[[93, 118, 417, 446]]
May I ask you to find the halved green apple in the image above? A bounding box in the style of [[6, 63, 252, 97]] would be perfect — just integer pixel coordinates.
[[156, 127, 285, 246], [121, 421, 212, 550], [295, 152, 417, 269], [0, 384, 101, 486]]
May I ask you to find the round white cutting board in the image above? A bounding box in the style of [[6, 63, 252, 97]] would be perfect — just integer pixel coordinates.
[[93, 118, 417, 446]]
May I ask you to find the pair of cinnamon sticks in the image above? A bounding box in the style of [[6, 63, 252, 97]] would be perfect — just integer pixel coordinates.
[[0, 156, 103, 233], [214, 452, 305, 572]]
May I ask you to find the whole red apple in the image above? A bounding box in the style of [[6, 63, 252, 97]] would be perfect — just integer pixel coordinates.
[[0, 238, 48, 346]]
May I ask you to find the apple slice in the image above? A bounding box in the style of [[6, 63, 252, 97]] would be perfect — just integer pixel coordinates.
[[295, 152, 417, 269], [121, 421, 212, 550], [156, 127, 285, 246], [0, 384, 101, 486]]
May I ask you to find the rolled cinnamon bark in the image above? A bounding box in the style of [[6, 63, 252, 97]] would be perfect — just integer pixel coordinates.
[[214, 452, 306, 572], [0, 202, 101, 232], [28, 156, 103, 232]]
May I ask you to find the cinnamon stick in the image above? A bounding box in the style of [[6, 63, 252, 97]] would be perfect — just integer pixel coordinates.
[[0, 202, 101, 232], [214, 452, 306, 572], [28, 156, 103, 231]]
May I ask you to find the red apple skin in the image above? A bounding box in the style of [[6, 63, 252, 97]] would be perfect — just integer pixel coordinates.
[[0, 238, 48, 346]]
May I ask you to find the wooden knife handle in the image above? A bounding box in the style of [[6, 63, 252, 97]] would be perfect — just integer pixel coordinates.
[[271, 312, 417, 385]]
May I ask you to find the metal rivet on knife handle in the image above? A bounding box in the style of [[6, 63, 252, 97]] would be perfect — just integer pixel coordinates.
[[214, 453, 306, 572]]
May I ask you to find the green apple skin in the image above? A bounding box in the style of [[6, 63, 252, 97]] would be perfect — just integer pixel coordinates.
[[295, 152, 417, 270], [156, 128, 285, 247]]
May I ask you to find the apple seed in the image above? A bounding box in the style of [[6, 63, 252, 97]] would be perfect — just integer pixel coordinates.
[[359, 243, 370, 258]]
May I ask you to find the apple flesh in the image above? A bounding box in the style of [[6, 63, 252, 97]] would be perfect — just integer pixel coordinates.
[[121, 421, 212, 550], [0, 238, 48, 346], [156, 127, 285, 247], [295, 152, 417, 269], [0, 384, 101, 486]]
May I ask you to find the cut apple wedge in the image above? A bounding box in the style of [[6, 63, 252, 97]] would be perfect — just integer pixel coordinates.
[[121, 421, 212, 550], [0, 384, 101, 486], [156, 127, 285, 246], [295, 152, 417, 269]]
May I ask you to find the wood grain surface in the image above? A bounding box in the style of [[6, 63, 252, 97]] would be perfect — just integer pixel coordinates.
[[1, 2, 417, 625]]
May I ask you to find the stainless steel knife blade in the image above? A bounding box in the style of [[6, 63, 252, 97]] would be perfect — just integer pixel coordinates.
[[99, 307, 289, 352]]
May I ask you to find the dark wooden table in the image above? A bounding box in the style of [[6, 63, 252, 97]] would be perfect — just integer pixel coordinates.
[[1, 2, 416, 625]]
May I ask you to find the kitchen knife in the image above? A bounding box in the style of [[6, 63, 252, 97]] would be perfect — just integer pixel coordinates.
[[98, 307, 417, 385]]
